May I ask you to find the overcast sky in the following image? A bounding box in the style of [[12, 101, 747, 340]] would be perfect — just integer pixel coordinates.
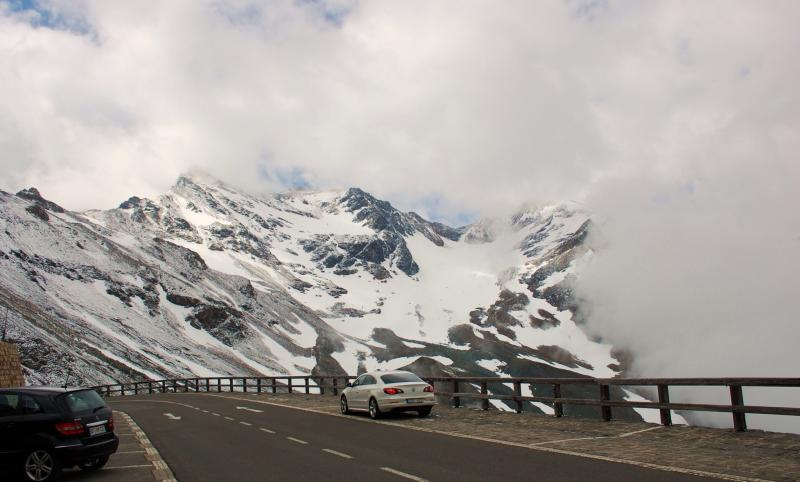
[[2, 0, 799, 430]]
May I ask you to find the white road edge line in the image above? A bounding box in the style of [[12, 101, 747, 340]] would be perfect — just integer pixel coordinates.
[[240, 421, 252, 426], [532, 426, 665, 446], [380, 467, 428, 481], [260, 428, 275, 434], [202, 394, 766, 482], [322, 448, 353, 459], [103, 465, 153, 470], [287, 436, 308, 445], [618, 426, 663, 438]]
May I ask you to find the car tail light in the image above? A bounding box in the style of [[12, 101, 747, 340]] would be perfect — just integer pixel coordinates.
[[107, 414, 115, 432], [383, 387, 404, 395], [423, 385, 434, 393], [55, 421, 85, 436]]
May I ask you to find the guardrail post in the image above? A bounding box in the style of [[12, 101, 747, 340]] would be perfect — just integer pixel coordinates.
[[106, 386, 111, 397], [229, 378, 234, 392], [332, 377, 338, 396], [305, 377, 310, 394], [657, 384, 672, 426], [172, 380, 177, 392], [195, 378, 200, 392], [600, 384, 611, 421], [288, 377, 293, 394], [243, 377, 247, 393], [453, 380, 460, 408], [205, 378, 210, 392], [134, 382, 139, 395], [148, 381, 153, 394], [480, 381, 489, 410], [319, 377, 325, 395], [553, 383, 563, 418], [271, 377, 277, 394], [730, 385, 747, 432], [257, 378, 262, 394], [514, 381, 523, 413]]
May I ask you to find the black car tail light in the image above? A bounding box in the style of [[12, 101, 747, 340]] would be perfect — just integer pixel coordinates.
[[54, 421, 85, 436]]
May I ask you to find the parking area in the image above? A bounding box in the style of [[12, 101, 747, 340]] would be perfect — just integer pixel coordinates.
[[212, 392, 800, 482], [59, 412, 174, 482]]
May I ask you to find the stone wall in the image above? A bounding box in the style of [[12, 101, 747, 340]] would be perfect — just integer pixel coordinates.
[[0, 341, 25, 388]]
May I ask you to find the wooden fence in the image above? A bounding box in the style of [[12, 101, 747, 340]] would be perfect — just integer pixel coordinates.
[[91, 376, 800, 432]]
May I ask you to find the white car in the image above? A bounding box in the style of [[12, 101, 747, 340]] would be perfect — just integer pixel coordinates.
[[340, 371, 436, 419]]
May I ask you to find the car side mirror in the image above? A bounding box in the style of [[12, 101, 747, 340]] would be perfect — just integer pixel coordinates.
[[346, 382, 353, 388]]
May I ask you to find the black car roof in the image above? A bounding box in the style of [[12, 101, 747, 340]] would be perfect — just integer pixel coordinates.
[[0, 386, 84, 396]]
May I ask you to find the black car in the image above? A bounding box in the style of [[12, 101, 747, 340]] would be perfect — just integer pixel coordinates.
[[0, 387, 119, 481]]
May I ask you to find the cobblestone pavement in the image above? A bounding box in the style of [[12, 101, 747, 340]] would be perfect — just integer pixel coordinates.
[[216, 392, 800, 482]]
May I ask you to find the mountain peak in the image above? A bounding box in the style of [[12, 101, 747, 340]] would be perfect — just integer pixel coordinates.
[[16, 187, 65, 213]]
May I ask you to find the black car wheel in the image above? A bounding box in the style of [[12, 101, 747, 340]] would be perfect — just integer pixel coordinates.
[[78, 455, 109, 472], [22, 448, 61, 482], [417, 406, 432, 417], [340, 396, 350, 415], [368, 398, 382, 419]]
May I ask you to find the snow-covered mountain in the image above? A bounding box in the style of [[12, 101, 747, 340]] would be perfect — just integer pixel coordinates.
[[0, 174, 646, 418]]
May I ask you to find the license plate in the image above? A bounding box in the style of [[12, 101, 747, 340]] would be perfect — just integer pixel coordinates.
[[89, 425, 106, 436], [406, 398, 425, 404]]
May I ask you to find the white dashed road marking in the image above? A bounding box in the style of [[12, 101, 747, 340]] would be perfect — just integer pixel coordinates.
[[240, 421, 252, 426], [212, 413, 220, 416], [224, 416, 235, 421], [287, 437, 308, 445], [322, 448, 353, 459], [236, 406, 264, 413], [260, 428, 275, 434], [380, 467, 428, 481]]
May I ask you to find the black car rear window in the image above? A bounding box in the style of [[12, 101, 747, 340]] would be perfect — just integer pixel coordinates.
[[60, 390, 106, 414], [0, 393, 20, 416], [380, 373, 423, 384]]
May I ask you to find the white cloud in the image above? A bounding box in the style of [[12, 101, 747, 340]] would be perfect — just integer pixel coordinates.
[[1, 0, 799, 429]]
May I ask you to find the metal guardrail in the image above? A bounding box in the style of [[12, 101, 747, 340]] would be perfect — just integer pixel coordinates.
[[91, 376, 800, 432]]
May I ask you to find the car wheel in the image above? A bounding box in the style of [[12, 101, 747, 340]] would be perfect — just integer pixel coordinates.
[[417, 406, 432, 417], [340, 396, 350, 415], [368, 398, 382, 419], [78, 455, 110, 472], [22, 448, 62, 482]]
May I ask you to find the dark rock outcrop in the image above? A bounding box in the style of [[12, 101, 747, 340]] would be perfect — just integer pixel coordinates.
[[16, 188, 65, 213]]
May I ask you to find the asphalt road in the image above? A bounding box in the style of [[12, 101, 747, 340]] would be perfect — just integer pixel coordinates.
[[109, 393, 721, 482]]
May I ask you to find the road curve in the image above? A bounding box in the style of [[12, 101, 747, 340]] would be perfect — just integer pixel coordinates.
[[109, 393, 721, 482]]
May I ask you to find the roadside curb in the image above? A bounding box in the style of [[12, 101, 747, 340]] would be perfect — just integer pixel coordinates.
[[116, 411, 178, 482]]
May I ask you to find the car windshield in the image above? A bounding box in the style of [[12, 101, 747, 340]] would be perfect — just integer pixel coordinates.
[[380, 373, 423, 384], [60, 390, 106, 414]]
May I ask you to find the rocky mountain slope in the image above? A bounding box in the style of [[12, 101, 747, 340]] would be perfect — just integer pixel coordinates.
[[0, 174, 655, 420]]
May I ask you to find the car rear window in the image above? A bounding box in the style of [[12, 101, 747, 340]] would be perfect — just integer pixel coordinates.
[[0, 393, 20, 416], [60, 390, 106, 414], [380, 373, 423, 384]]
